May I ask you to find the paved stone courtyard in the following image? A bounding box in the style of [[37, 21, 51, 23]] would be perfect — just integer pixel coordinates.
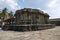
[[0, 26, 60, 40]]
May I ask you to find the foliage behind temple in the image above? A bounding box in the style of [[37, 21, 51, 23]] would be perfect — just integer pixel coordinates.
[[0, 8, 14, 20]]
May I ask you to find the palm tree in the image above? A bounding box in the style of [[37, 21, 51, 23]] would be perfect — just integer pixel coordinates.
[[1, 8, 8, 19], [8, 11, 13, 18], [0, 8, 14, 20]]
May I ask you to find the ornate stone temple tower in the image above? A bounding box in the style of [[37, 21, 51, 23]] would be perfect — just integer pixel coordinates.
[[14, 8, 49, 25]]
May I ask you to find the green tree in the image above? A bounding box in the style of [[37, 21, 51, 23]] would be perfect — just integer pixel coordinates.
[[1, 8, 8, 18], [0, 10, 2, 17], [0, 8, 14, 19], [8, 11, 13, 18]]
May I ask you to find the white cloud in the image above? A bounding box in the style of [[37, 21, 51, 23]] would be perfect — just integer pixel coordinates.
[[0, 0, 4, 4], [48, 0, 57, 8], [0, 0, 21, 10], [5, 0, 21, 10], [47, 0, 60, 19]]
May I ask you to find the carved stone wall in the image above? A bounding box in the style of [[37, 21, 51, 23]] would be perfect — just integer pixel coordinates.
[[14, 8, 49, 25]]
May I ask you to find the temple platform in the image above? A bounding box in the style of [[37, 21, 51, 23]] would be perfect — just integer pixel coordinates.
[[2, 24, 55, 31]]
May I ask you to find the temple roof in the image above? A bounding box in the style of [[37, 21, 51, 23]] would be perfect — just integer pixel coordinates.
[[15, 8, 49, 17]]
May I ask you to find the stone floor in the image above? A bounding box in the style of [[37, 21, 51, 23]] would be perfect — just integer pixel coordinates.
[[0, 26, 60, 40]]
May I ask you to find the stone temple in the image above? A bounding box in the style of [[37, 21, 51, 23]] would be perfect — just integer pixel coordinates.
[[2, 8, 55, 31], [15, 8, 49, 24]]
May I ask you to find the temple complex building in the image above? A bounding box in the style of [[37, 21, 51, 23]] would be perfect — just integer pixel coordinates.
[[14, 8, 49, 25], [2, 8, 55, 31]]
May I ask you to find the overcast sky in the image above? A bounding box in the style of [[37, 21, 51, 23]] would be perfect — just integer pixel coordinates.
[[0, 0, 60, 19]]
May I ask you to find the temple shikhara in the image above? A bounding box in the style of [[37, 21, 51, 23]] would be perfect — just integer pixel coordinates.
[[2, 8, 55, 31]]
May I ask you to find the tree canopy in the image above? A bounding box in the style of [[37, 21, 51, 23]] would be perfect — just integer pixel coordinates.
[[0, 8, 14, 19]]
